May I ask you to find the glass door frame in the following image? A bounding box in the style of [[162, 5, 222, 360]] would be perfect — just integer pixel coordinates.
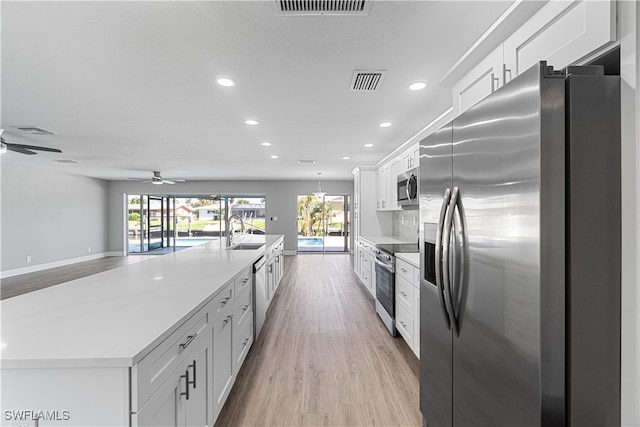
[[296, 193, 350, 253]]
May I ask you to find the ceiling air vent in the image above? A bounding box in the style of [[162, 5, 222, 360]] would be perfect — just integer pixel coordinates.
[[276, 0, 371, 15], [350, 70, 386, 92]]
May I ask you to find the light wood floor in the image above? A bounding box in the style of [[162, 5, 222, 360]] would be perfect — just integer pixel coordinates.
[[216, 254, 422, 427], [0, 255, 154, 300]]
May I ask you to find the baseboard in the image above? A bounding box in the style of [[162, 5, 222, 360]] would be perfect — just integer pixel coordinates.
[[283, 250, 297, 256], [0, 252, 123, 278]]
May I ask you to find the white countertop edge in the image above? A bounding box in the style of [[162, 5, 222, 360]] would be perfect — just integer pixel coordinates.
[[1, 357, 134, 369], [360, 235, 417, 245], [395, 252, 419, 268]]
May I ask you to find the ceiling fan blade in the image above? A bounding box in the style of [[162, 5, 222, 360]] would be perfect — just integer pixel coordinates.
[[6, 143, 62, 153], [7, 146, 38, 155], [140, 180, 152, 184], [163, 180, 176, 185]]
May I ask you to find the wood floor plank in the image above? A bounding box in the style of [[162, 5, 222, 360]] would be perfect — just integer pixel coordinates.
[[0, 255, 154, 300], [216, 254, 421, 427]]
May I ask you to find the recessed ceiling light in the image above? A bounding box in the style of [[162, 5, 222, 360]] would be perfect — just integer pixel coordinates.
[[245, 119, 259, 126], [215, 77, 236, 87], [270, 155, 278, 159], [408, 82, 427, 91], [379, 122, 392, 128], [342, 156, 351, 160], [364, 143, 374, 148], [298, 160, 317, 165], [261, 142, 271, 146]]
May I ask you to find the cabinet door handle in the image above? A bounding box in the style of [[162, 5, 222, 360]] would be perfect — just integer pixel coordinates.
[[179, 333, 198, 350], [221, 295, 231, 306], [243, 337, 250, 347], [243, 304, 250, 312], [189, 360, 197, 389], [241, 278, 249, 284], [223, 315, 232, 326], [502, 63, 512, 84], [181, 370, 190, 400], [491, 72, 499, 92]]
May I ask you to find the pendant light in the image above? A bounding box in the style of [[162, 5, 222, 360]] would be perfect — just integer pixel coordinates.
[[314, 172, 327, 199]]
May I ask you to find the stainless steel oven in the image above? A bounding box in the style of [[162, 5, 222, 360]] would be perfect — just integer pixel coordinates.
[[374, 242, 419, 336], [375, 250, 396, 336]]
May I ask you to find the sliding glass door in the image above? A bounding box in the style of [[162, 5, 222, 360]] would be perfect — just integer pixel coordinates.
[[297, 194, 350, 253]]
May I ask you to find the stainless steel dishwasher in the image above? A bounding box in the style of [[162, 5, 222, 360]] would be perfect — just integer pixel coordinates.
[[253, 256, 267, 339]]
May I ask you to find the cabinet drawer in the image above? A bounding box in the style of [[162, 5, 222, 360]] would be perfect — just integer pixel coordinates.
[[396, 258, 416, 284], [396, 305, 414, 347], [212, 281, 234, 319], [233, 313, 253, 373], [234, 285, 253, 329], [133, 304, 210, 411], [396, 275, 413, 313], [234, 267, 252, 297]]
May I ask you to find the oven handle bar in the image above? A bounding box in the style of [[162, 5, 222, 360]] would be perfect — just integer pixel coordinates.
[[374, 257, 394, 273]]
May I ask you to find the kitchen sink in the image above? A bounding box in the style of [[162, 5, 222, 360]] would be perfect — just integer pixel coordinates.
[[227, 243, 265, 251]]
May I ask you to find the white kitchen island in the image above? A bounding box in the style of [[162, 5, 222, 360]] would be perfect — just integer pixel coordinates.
[[1, 235, 284, 426]]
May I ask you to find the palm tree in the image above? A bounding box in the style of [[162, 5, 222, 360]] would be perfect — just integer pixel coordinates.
[[297, 196, 333, 236]]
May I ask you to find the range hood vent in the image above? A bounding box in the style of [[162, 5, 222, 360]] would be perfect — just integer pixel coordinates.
[[276, 0, 370, 15], [350, 70, 386, 92]]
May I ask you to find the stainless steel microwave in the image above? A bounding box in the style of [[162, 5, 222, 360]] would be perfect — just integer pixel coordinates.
[[397, 168, 418, 208]]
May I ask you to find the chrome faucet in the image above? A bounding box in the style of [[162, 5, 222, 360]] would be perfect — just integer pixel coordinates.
[[226, 214, 246, 247]]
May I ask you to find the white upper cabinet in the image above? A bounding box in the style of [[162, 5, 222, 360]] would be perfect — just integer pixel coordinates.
[[503, 0, 616, 83], [453, 45, 504, 116], [453, 0, 617, 115], [399, 144, 420, 174], [376, 159, 401, 211]]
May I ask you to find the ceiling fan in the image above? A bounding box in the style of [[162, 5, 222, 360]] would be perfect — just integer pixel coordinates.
[[140, 171, 185, 185], [0, 128, 62, 155]]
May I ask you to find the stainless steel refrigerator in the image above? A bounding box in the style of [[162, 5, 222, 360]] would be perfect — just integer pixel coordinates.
[[419, 61, 620, 427]]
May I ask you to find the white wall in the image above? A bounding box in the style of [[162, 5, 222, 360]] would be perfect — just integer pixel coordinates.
[[107, 179, 354, 255], [0, 160, 109, 274], [620, 1, 640, 425]]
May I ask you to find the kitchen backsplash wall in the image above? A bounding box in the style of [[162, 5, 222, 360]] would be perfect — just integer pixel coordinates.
[[394, 210, 419, 243]]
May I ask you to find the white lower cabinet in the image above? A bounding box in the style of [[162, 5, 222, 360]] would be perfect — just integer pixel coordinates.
[[134, 265, 258, 427], [395, 257, 420, 358], [134, 330, 211, 427], [213, 310, 234, 420], [355, 238, 376, 297]]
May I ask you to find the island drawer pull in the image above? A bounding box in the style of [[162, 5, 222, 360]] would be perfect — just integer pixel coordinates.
[[179, 333, 198, 350], [181, 370, 190, 400], [221, 296, 231, 306], [189, 360, 197, 389], [223, 315, 232, 326]]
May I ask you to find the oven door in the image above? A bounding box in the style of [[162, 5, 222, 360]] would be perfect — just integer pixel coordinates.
[[375, 259, 395, 317]]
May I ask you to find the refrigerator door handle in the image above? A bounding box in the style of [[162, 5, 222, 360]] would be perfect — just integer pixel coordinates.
[[442, 186, 460, 334], [435, 188, 452, 329], [451, 191, 466, 337]]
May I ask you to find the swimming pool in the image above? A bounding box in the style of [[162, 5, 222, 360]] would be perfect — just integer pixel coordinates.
[[297, 237, 324, 246]]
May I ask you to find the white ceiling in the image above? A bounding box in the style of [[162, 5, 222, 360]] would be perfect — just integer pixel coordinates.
[[2, 1, 519, 181]]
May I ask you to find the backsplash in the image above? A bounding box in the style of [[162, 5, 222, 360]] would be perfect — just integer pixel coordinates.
[[393, 210, 419, 243]]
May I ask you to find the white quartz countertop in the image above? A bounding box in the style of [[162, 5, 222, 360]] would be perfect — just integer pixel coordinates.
[[0, 235, 283, 369], [360, 235, 417, 245], [395, 252, 419, 268]]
